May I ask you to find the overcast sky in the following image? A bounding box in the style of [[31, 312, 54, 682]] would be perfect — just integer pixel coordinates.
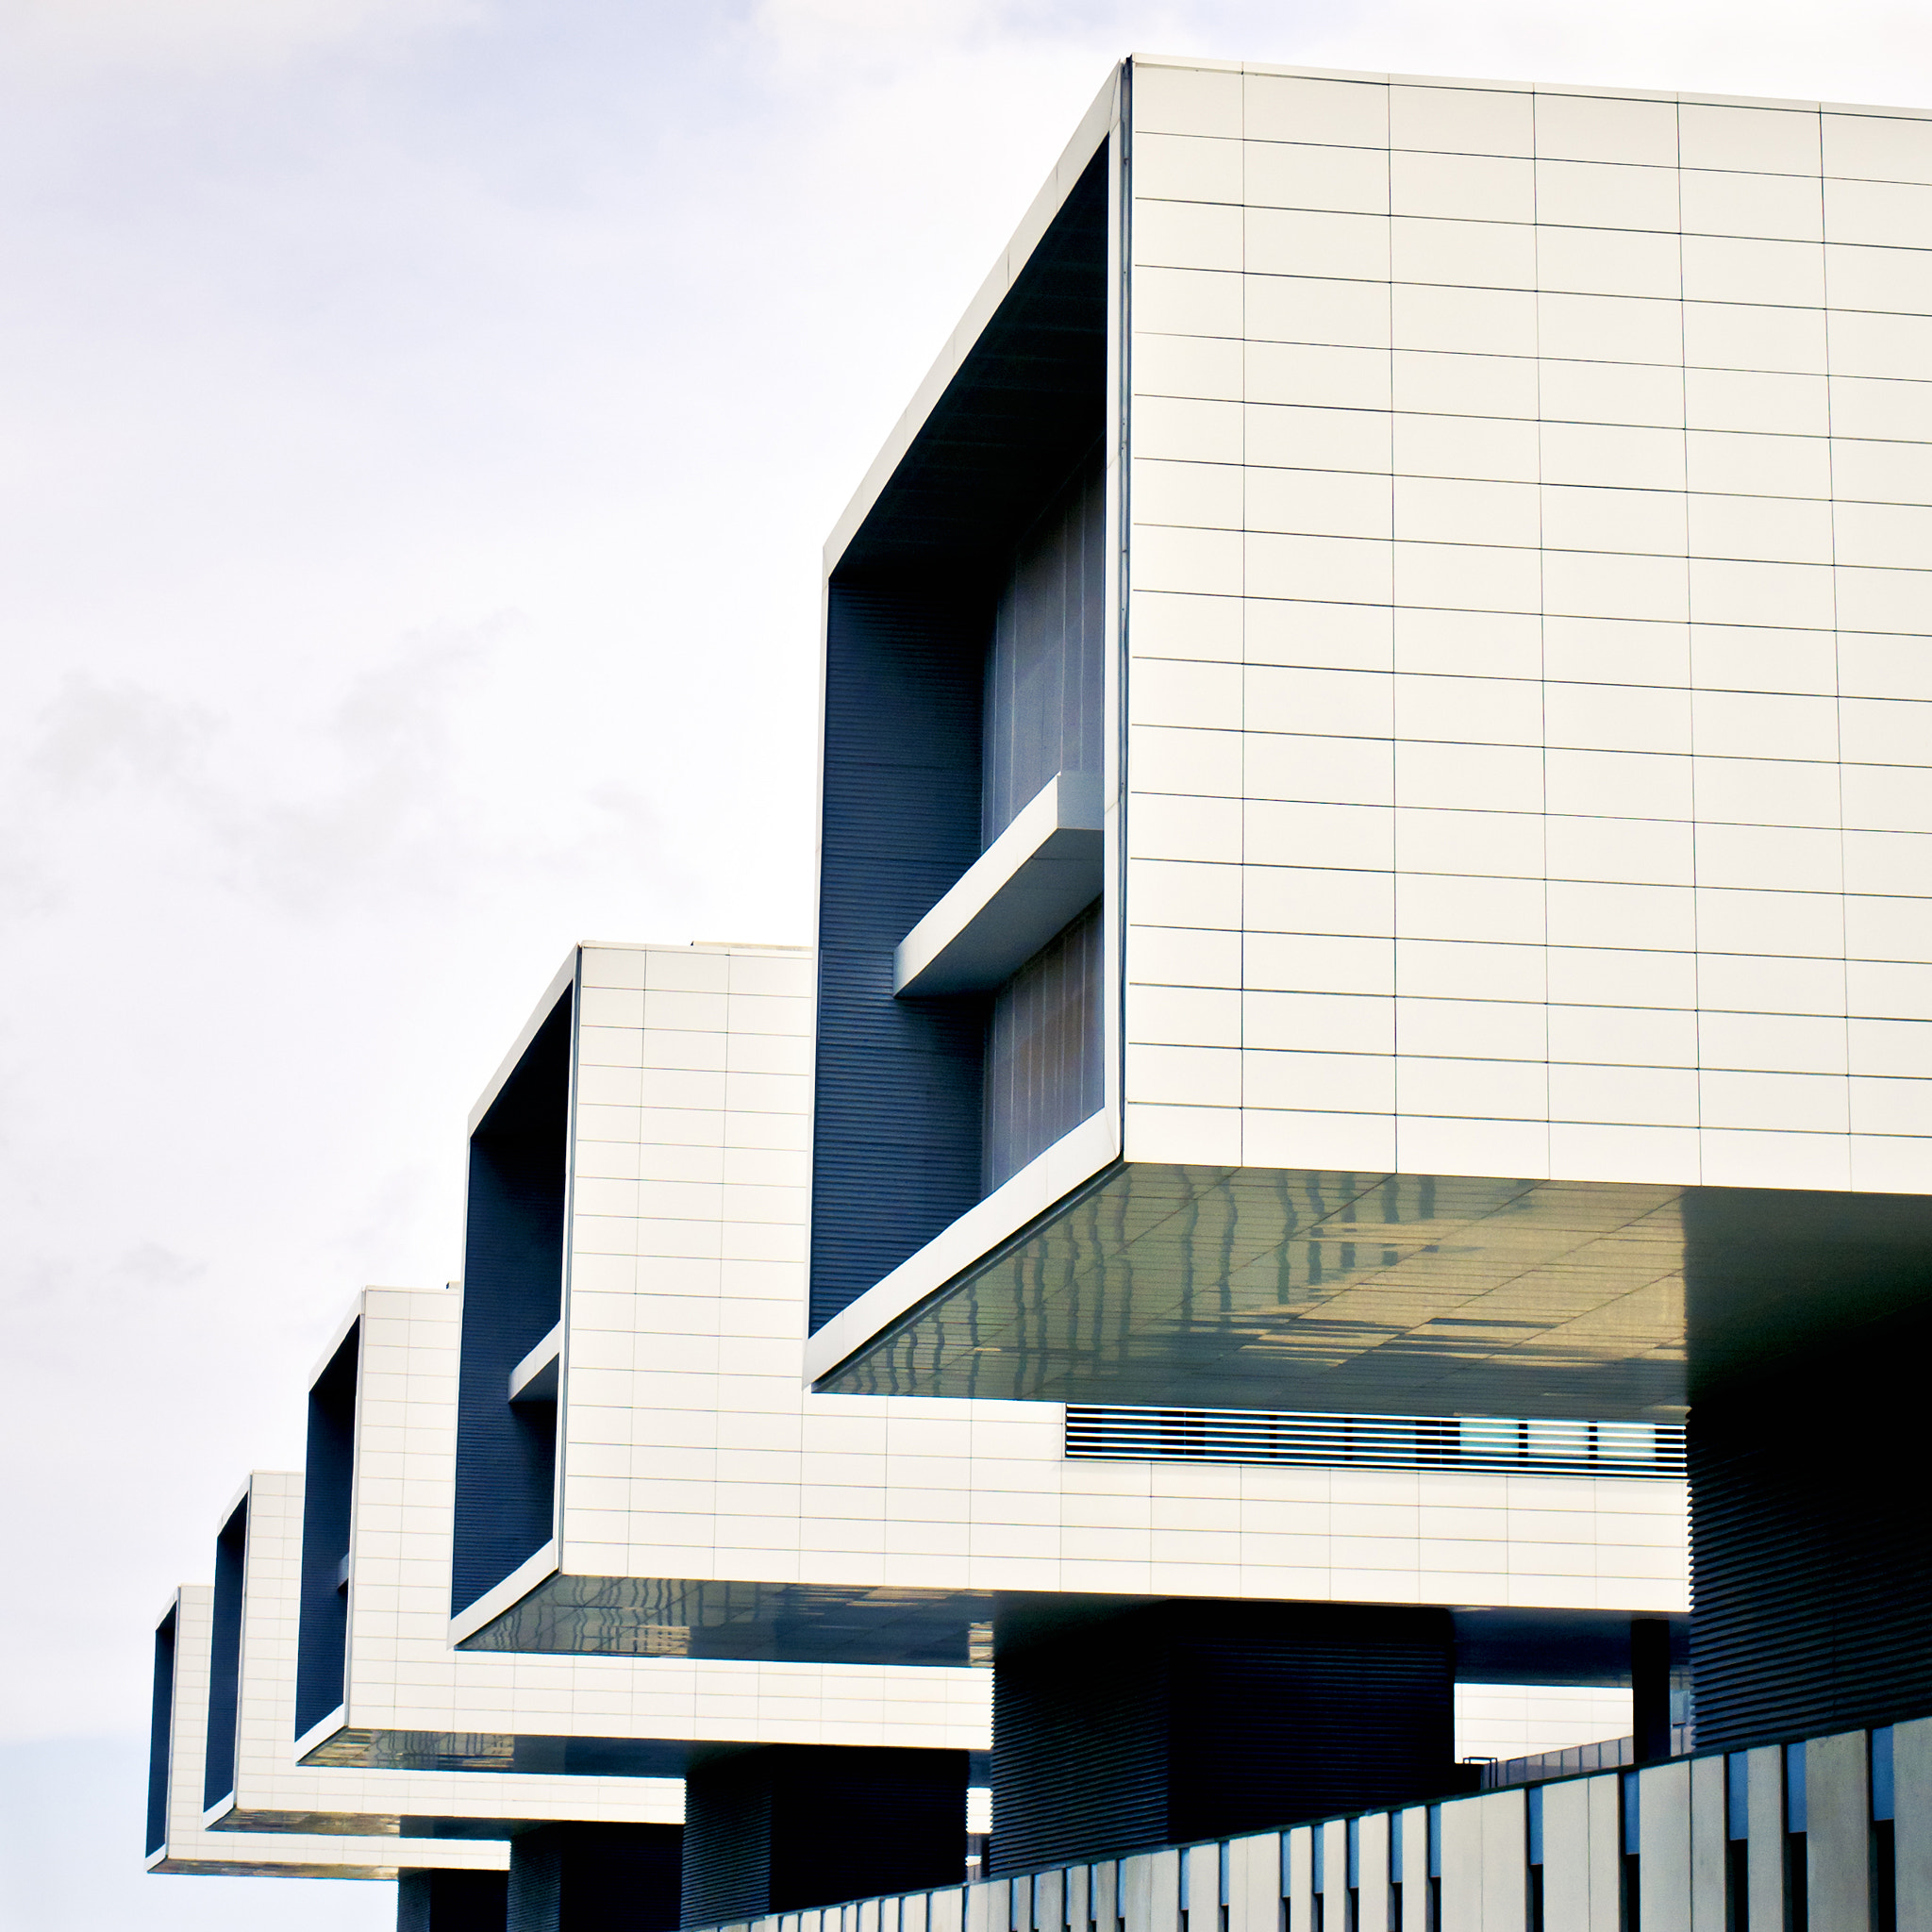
[[4, 1, 1929, 1924]]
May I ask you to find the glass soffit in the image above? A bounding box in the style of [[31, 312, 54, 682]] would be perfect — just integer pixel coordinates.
[[820, 1164, 1690, 1420], [819, 1163, 1932, 1419]]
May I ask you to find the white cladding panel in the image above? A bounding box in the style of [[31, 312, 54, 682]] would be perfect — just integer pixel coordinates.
[[1457, 1684, 1635, 1762], [558, 944, 1685, 1614], [1124, 60, 1932, 1196], [233, 1472, 680, 1827], [345, 1286, 976, 1757], [150, 1584, 505, 1878]]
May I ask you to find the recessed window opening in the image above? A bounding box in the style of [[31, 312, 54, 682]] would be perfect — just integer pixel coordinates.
[[145, 1606, 176, 1856], [204, 1498, 247, 1811], [976, 444, 1106, 1194], [1067, 1406, 1685, 1478], [295, 1324, 358, 1738], [809, 139, 1109, 1330], [451, 986, 572, 1615]]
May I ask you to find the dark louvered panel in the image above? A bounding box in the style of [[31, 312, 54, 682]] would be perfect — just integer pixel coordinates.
[[145, 1606, 175, 1857], [297, 1327, 358, 1737], [397, 1870, 510, 1931], [772, 1748, 969, 1913], [680, 1753, 774, 1927], [508, 1824, 681, 1932], [984, 901, 1104, 1193], [204, 1497, 247, 1809], [811, 580, 989, 1333], [683, 1748, 967, 1922], [991, 1616, 1169, 1874], [991, 1602, 1457, 1874], [1690, 1366, 1932, 1751], [1068, 1406, 1688, 1478], [982, 447, 1107, 846], [1170, 1605, 1459, 1843]]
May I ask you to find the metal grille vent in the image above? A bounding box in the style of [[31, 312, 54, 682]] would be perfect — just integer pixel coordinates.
[[1064, 1406, 1686, 1479]]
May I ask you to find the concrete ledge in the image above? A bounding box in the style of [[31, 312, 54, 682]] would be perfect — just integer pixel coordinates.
[[894, 774, 1102, 997], [508, 1322, 562, 1405], [449, 1540, 560, 1650], [804, 1110, 1118, 1389]]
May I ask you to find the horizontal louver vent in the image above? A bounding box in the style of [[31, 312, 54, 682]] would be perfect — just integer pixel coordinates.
[[1065, 1406, 1686, 1479]]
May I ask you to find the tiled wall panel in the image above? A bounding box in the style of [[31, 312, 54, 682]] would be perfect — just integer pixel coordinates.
[[1456, 1684, 1634, 1762], [237, 1471, 681, 1829], [341, 1285, 988, 1768], [1124, 61, 1932, 1196], [557, 946, 1688, 1614]]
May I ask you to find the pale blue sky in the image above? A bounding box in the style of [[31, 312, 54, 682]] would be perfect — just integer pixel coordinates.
[[1, 1, 1924, 1923]]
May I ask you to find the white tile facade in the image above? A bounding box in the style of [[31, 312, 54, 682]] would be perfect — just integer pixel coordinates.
[[556, 944, 1685, 1617], [1123, 58, 1932, 1196], [343, 1285, 986, 1757], [149, 1583, 505, 1879]]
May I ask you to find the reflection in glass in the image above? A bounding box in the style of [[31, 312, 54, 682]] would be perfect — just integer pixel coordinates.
[[824, 1163, 1690, 1423]]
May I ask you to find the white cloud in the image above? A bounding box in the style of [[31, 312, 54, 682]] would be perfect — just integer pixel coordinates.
[[1326, 0, 1932, 103], [29, 676, 218, 796]]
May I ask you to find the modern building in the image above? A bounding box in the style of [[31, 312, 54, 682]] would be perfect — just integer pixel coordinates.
[[149, 934, 1689, 1924], [145, 1579, 509, 1894], [149, 50, 1932, 1932], [442, 941, 993, 1922], [442, 941, 1685, 1891], [191, 1464, 685, 1917], [303, 1283, 980, 1799], [806, 46, 1932, 1819], [670, 1714, 1932, 1932], [288, 1271, 995, 1923]]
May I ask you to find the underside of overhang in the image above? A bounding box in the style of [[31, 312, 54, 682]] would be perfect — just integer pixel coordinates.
[[810, 1163, 1932, 1419], [449, 1569, 1675, 1683]]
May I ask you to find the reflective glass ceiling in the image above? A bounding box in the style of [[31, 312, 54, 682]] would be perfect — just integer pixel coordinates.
[[818, 1164, 1690, 1421], [816, 1163, 1932, 1419]]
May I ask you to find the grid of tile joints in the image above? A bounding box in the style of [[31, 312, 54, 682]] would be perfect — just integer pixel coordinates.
[[1123, 57, 1932, 1197], [558, 943, 1685, 1616], [337, 1285, 988, 1762], [226, 1470, 681, 1832], [148, 1583, 505, 1879]]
